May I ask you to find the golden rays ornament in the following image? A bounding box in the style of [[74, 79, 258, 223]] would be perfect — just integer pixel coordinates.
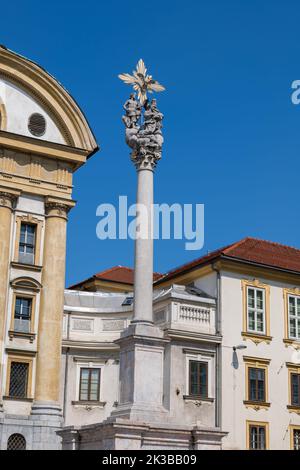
[[118, 59, 165, 105]]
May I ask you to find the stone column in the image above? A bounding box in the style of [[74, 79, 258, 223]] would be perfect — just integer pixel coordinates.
[[31, 197, 73, 418], [0, 188, 20, 411], [110, 97, 168, 421], [132, 163, 154, 324]]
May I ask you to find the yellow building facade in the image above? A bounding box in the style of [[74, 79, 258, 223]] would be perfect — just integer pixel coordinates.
[[0, 46, 98, 449]]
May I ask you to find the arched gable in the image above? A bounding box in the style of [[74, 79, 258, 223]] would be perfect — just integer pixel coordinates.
[[0, 46, 98, 153]]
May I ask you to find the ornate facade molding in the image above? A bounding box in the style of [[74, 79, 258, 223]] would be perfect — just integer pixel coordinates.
[[45, 201, 72, 220], [0, 190, 19, 210]]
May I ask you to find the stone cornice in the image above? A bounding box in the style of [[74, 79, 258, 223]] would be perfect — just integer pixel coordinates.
[[0, 130, 90, 171], [164, 328, 222, 344]]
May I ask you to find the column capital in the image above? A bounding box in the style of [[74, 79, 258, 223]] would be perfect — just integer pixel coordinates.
[[45, 197, 75, 220], [0, 187, 21, 210], [131, 150, 161, 171]]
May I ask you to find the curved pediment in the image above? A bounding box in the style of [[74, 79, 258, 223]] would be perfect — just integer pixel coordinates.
[[11, 276, 42, 291], [0, 46, 98, 153]]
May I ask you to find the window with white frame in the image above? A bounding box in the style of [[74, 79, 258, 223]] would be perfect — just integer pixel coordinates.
[[79, 368, 101, 401], [185, 351, 214, 399], [14, 297, 32, 333], [189, 361, 208, 397], [19, 223, 36, 265], [288, 295, 300, 340], [75, 361, 104, 403], [247, 287, 265, 334]]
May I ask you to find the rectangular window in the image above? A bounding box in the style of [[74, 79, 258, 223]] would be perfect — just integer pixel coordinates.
[[288, 295, 300, 340], [248, 367, 266, 402], [79, 368, 100, 401], [189, 361, 208, 397], [247, 287, 265, 334], [18, 223, 36, 265], [9, 362, 29, 398], [14, 297, 32, 333], [249, 424, 267, 450], [293, 429, 300, 450], [291, 373, 300, 407]]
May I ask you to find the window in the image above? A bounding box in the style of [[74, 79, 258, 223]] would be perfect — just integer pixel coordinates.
[[14, 297, 32, 333], [7, 434, 26, 450], [292, 428, 300, 450], [291, 373, 300, 407], [248, 367, 266, 402], [9, 362, 29, 398], [244, 357, 270, 408], [288, 295, 300, 340], [122, 296, 133, 306], [189, 361, 208, 397], [18, 223, 36, 265], [247, 287, 265, 334], [79, 368, 100, 401], [248, 423, 267, 450]]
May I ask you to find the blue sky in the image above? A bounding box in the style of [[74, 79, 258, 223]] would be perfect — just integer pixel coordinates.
[[2, 1, 300, 286]]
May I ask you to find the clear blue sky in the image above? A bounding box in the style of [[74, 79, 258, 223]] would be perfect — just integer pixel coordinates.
[[2, 1, 300, 286]]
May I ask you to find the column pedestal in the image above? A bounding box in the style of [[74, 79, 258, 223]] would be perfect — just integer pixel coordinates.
[[110, 324, 170, 423]]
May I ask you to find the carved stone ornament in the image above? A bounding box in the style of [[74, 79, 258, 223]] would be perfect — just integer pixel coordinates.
[[119, 60, 165, 171], [122, 95, 164, 171], [45, 201, 71, 219], [0, 191, 18, 210]]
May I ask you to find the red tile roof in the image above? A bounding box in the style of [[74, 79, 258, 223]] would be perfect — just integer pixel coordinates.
[[156, 237, 300, 283], [69, 266, 162, 289], [94, 266, 162, 284], [69, 238, 300, 290]]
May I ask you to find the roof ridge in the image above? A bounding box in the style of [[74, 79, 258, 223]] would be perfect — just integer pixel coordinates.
[[95, 265, 133, 276], [228, 236, 300, 253], [160, 240, 237, 280], [223, 236, 254, 254]]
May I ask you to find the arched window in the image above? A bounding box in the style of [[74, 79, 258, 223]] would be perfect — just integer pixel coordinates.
[[7, 433, 26, 450]]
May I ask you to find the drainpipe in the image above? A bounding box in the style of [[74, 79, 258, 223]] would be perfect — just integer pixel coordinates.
[[62, 311, 71, 421], [212, 264, 222, 429]]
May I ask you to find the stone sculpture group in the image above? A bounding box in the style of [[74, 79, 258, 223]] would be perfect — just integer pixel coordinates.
[[122, 93, 164, 169]]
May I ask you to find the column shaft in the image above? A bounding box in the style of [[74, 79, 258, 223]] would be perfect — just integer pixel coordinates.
[[34, 202, 68, 407], [133, 168, 154, 324], [0, 191, 19, 405]]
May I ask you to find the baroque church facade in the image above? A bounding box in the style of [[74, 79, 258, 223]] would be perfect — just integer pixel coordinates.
[[0, 48, 300, 450]]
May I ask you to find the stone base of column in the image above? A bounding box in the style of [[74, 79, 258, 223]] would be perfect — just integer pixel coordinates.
[[110, 323, 170, 423], [58, 419, 227, 450], [31, 401, 63, 421]]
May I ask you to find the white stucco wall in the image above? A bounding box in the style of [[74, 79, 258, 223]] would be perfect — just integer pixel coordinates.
[[194, 271, 217, 298], [220, 271, 300, 450]]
